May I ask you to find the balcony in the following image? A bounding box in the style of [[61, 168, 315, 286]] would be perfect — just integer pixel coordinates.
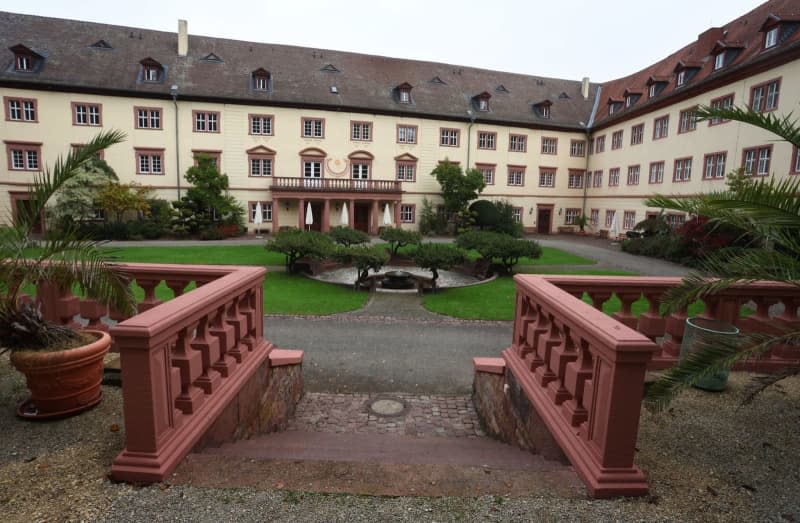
[[270, 177, 402, 194]]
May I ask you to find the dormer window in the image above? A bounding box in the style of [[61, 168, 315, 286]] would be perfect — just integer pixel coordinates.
[[624, 90, 641, 108], [765, 27, 779, 48], [396, 82, 413, 104], [251, 68, 271, 91], [532, 100, 551, 119], [676, 70, 686, 86], [646, 76, 669, 98], [649, 84, 657, 98], [9, 44, 43, 73], [473, 92, 491, 112], [607, 98, 623, 115], [139, 58, 164, 83], [714, 52, 725, 70], [673, 61, 701, 88]]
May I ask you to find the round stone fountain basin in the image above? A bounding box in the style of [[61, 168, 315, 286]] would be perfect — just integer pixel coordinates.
[[311, 265, 484, 290]]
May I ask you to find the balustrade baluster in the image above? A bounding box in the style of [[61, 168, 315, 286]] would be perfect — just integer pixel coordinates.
[[224, 296, 248, 362], [166, 279, 189, 297], [586, 291, 612, 310], [612, 292, 640, 329], [80, 299, 109, 332], [190, 315, 223, 393], [533, 318, 562, 386], [171, 327, 205, 414], [638, 291, 666, 342], [561, 338, 593, 426], [546, 324, 579, 404], [136, 279, 163, 312], [210, 304, 238, 376], [661, 305, 688, 358]]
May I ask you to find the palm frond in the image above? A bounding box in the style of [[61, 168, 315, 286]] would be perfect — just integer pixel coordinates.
[[741, 364, 800, 404], [660, 248, 800, 312], [15, 130, 126, 236], [693, 105, 800, 148], [644, 330, 799, 412]]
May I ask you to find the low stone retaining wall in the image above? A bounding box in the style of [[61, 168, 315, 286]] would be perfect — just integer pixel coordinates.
[[194, 349, 304, 450], [472, 358, 567, 463]]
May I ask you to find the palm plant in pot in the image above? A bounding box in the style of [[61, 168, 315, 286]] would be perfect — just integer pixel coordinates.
[[0, 130, 136, 419]]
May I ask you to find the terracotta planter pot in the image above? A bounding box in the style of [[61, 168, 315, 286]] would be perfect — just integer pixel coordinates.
[[10, 330, 111, 420]]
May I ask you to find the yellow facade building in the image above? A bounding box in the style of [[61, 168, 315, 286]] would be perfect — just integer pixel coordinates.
[[1, 1, 799, 235]]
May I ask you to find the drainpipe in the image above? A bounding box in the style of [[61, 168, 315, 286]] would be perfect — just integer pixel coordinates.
[[170, 84, 181, 200], [466, 110, 476, 169]]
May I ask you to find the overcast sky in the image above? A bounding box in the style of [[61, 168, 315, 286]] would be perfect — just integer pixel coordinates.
[[6, 0, 762, 82]]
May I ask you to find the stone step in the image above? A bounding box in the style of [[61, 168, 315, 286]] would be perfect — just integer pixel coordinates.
[[170, 431, 582, 497]]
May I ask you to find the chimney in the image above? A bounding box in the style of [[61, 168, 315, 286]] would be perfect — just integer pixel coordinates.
[[581, 77, 590, 99], [178, 19, 188, 57]]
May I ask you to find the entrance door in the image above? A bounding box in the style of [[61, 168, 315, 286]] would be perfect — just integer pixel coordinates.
[[13, 195, 43, 234], [307, 202, 323, 232], [537, 208, 552, 234], [353, 203, 370, 232]]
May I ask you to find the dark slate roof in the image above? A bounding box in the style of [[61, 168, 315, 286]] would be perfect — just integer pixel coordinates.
[[593, 0, 800, 128], [0, 11, 599, 131]]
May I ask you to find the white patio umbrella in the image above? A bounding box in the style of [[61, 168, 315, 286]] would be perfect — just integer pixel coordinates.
[[305, 202, 314, 230], [609, 211, 619, 241], [383, 203, 392, 227], [253, 201, 263, 237], [340, 202, 349, 226]]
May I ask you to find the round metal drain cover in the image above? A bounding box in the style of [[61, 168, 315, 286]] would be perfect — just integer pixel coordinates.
[[367, 397, 407, 417]]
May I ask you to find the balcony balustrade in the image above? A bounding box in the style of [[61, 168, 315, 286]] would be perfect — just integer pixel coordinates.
[[270, 176, 402, 193]]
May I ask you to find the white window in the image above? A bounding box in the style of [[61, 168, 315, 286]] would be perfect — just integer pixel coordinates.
[[509, 134, 526, 152], [351, 122, 372, 141], [742, 147, 771, 176], [570, 141, 586, 157], [710, 95, 734, 124], [611, 131, 623, 149], [704, 153, 726, 180], [631, 124, 644, 145], [397, 125, 417, 144], [399, 90, 410, 103], [539, 105, 550, 118], [352, 163, 369, 180], [507, 169, 524, 186], [541, 137, 557, 154], [303, 160, 322, 186], [250, 115, 273, 135], [137, 152, 163, 174], [676, 70, 686, 86], [653, 116, 669, 139], [396, 163, 415, 181], [649, 84, 657, 98], [74, 103, 101, 126], [136, 108, 162, 129], [440, 128, 459, 147], [567, 172, 584, 189], [714, 53, 725, 70], [16, 55, 32, 71], [511, 208, 522, 223], [400, 204, 414, 223], [674, 158, 692, 182], [623, 211, 636, 230], [144, 67, 159, 82], [478, 132, 496, 149], [593, 170, 603, 187], [478, 98, 489, 111], [250, 158, 273, 177], [765, 27, 778, 49], [590, 209, 599, 225], [251, 202, 272, 222], [7, 99, 36, 121], [539, 170, 555, 187], [195, 112, 219, 132], [679, 108, 697, 133], [479, 167, 494, 185], [627, 165, 640, 185], [608, 168, 620, 186], [605, 210, 615, 228], [564, 208, 580, 225], [649, 162, 664, 184], [303, 118, 324, 138]]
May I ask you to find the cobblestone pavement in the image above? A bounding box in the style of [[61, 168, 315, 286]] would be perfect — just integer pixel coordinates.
[[286, 392, 485, 438]]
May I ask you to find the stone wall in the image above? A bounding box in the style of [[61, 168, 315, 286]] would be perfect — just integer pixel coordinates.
[[472, 357, 567, 463], [194, 349, 304, 450]]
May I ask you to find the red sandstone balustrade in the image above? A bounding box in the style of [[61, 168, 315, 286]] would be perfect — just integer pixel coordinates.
[[540, 276, 800, 372], [270, 176, 402, 193], [507, 275, 658, 497]]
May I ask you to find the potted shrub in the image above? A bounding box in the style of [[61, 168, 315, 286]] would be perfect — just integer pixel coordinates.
[[573, 214, 589, 235], [0, 131, 136, 420]]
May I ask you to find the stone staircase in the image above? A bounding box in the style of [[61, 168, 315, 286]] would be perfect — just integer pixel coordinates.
[[169, 393, 583, 497]]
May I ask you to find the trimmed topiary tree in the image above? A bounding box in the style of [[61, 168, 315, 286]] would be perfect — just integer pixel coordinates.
[[379, 227, 422, 255], [328, 226, 370, 247], [265, 228, 334, 273], [456, 231, 541, 274], [469, 200, 500, 230], [333, 245, 390, 287], [411, 242, 467, 291]]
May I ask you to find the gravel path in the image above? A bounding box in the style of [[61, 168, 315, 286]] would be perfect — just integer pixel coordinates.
[[2, 354, 798, 522]]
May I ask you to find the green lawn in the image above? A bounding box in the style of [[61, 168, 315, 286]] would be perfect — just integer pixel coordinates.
[[423, 269, 715, 321]]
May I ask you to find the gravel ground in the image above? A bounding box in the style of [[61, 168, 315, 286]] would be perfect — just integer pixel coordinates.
[[2, 353, 798, 522]]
